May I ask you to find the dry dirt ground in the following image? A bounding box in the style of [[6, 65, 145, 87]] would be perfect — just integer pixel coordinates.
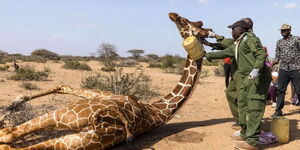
[[0, 61, 299, 150]]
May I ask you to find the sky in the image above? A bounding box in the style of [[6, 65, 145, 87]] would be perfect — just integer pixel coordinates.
[[0, 0, 300, 58]]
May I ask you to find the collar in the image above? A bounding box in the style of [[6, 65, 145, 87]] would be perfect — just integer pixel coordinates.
[[234, 33, 247, 45], [283, 34, 292, 40]]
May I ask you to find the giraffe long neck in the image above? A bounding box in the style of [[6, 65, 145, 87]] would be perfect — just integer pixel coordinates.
[[150, 57, 202, 123]]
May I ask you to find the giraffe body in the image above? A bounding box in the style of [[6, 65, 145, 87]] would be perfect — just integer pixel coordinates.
[[0, 12, 211, 150]]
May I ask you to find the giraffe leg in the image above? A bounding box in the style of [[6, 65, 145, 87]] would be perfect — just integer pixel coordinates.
[[2, 131, 125, 150], [0, 106, 83, 143], [92, 107, 134, 145]]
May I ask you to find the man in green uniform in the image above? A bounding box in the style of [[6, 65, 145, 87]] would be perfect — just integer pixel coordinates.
[[205, 17, 254, 130], [205, 20, 271, 150]]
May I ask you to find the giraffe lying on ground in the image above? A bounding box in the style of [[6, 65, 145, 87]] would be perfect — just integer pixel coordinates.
[[0, 12, 211, 150]]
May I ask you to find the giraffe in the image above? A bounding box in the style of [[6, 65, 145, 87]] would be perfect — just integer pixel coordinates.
[[0, 12, 211, 150]]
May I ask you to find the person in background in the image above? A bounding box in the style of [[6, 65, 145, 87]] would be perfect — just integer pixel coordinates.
[[223, 57, 233, 88], [272, 24, 300, 117], [268, 71, 279, 108]]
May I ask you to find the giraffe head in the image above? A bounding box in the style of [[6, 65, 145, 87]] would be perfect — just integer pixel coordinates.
[[168, 12, 212, 39]]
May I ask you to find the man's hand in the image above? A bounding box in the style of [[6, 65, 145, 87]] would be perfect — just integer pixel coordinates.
[[249, 68, 260, 79], [207, 31, 217, 38]]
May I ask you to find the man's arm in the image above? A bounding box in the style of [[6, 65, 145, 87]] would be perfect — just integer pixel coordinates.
[[215, 35, 234, 49], [205, 44, 235, 61], [273, 40, 281, 64]]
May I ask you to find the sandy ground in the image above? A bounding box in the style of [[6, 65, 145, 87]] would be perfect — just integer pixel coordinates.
[[0, 61, 299, 150]]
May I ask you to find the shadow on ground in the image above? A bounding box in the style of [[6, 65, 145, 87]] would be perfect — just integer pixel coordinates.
[[111, 118, 233, 150]]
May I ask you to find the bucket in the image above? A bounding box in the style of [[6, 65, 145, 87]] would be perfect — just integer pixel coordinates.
[[271, 118, 289, 143], [182, 36, 205, 60]]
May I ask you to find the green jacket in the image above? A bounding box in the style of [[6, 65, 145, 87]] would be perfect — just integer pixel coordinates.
[[206, 32, 266, 75]]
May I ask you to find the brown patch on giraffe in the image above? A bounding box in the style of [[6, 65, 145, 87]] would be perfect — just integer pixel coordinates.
[[77, 118, 88, 127], [102, 135, 115, 146], [75, 100, 87, 105], [186, 76, 193, 85], [169, 96, 183, 103], [162, 109, 171, 116], [78, 108, 92, 118], [167, 131, 206, 143], [167, 103, 177, 109], [179, 71, 189, 83], [164, 93, 173, 100], [153, 103, 167, 109], [172, 84, 183, 94], [185, 59, 191, 67], [189, 66, 197, 75], [180, 86, 191, 97], [90, 105, 102, 112], [124, 103, 133, 114], [61, 111, 77, 123], [158, 114, 167, 121], [73, 104, 90, 113]]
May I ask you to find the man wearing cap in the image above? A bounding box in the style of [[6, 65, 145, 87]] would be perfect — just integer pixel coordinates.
[[204, 18, 255, 131], [272, 24, 300, 117], [205, 20, 271, 150]]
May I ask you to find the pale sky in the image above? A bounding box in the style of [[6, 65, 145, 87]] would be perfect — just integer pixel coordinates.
[[0, 0, 300, 58]]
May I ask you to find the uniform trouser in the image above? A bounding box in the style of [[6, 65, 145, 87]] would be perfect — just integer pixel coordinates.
[[224, 63, 233, 88], [275, 69, 300, 114], [239, 75, 271, 147], [225, 71, 241, 123]]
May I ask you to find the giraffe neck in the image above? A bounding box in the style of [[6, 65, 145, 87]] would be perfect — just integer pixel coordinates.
[[150, 57, 202, 122]]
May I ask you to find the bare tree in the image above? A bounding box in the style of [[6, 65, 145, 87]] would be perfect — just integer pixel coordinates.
[[97, 43, 119, 69]]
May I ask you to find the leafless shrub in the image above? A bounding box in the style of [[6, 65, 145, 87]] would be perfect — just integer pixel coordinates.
[[81, 67, 159, 101]]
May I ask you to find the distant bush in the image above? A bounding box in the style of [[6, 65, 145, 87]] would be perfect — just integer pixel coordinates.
[[213, 65, 225, 76], [9, 66, 49, 81], [20, 56, 47, 63], [100, 67, 116, 72], [31, 49, 60, 60], [147, 63, 162, 68], [60, 55, 96, 62], [200, 68, 209, 78], [203, 59, 220, 66], [0, 65, 9, 71], [0, 50, 9, 64], [20, 81, 38, 90], [62, 61, 92, 71], [81, 67, 159, 101], [118, 59, 137, 67]]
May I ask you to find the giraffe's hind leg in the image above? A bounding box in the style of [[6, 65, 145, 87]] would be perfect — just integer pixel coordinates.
[[92, 106, 135, 144]]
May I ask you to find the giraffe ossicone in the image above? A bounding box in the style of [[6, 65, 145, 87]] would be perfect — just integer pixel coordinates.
[[0, 12, 211, 150]]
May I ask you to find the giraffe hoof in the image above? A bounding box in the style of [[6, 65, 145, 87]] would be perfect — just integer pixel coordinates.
[[126, 136, 134, 145]]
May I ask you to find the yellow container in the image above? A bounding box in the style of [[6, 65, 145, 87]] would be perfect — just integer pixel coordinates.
[[182, 36, 205, 60], [271, 118, 289, 143]]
